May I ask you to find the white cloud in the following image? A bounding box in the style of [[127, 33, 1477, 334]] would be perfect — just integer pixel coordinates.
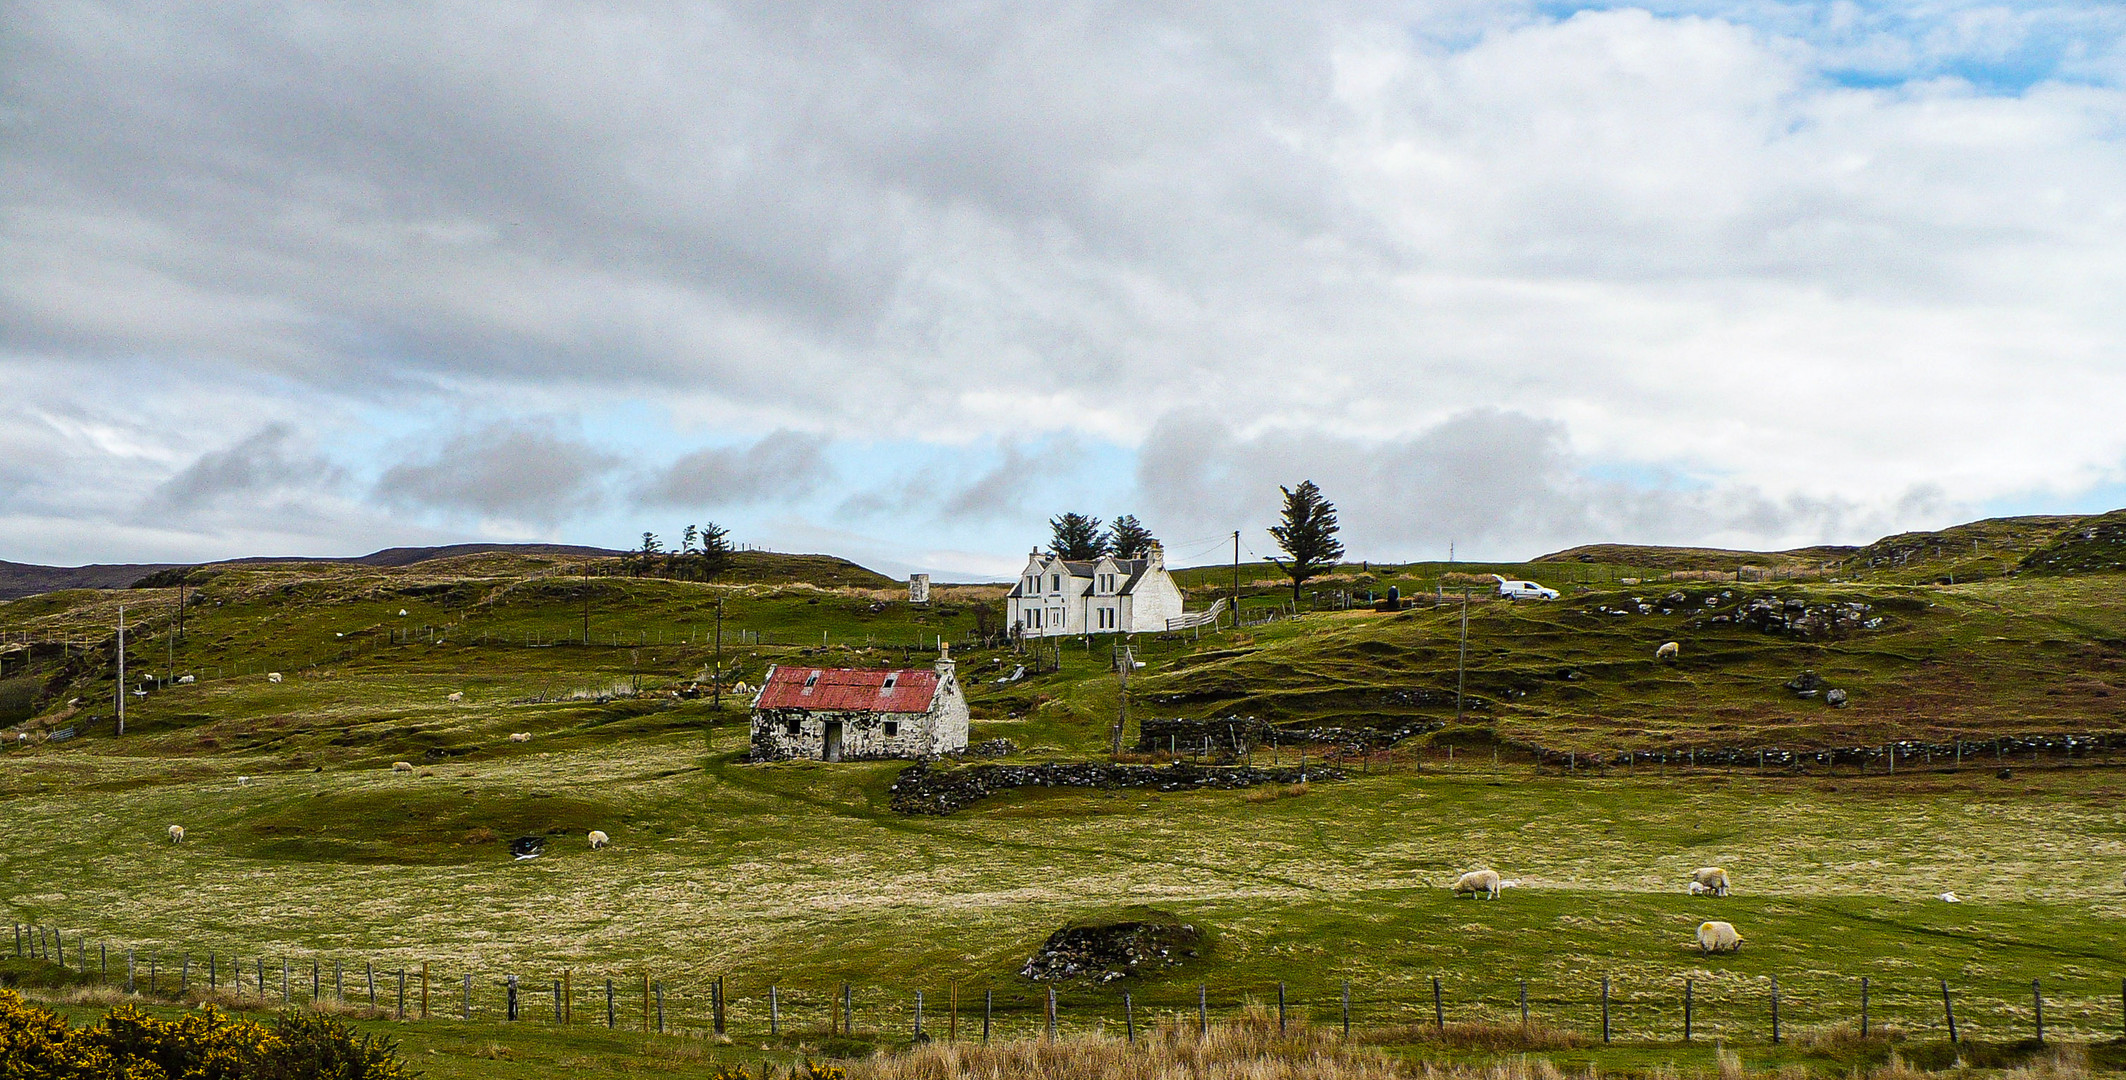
[[2, 2, 2124, 567]]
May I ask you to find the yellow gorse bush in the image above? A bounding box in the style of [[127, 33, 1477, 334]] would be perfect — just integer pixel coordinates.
[[0, 988, 408, 1080]]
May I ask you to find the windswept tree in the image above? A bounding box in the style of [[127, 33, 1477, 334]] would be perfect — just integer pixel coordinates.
[[1049, 513, 1106, 560], [696, 522, 734, 579], [1267, 480, 1343, 602], [633, 531, 664, 577], [1104, 514, 1156, 558]]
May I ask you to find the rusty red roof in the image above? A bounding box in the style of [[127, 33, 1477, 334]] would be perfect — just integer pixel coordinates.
[[755, 666, 940, 714]]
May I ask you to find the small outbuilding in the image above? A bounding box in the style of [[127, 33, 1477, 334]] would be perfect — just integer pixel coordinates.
[[749, 647, 968, 762]]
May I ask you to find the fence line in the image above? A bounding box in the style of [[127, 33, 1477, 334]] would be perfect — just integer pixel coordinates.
[[10, 924, 2126, 1046]]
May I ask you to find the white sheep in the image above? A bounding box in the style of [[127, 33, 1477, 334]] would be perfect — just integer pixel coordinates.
[[167, 825, 185, 843], [237, 776, 251, 786], [1697, 920, 1742, 953], [1452, 868, 1503, 899], [1691, 867, 1730, 897], [508, 732, 531, 743], [266, 672, 282, 683], [176, 675, 195, 685], [588, 830, 610, 850], [447, 692, 464, 702], [1939, 891, 1962, 903], [392, 761, 415, 773], [1688, 881, 1711, 896], [1656, 641, 1680, 663]]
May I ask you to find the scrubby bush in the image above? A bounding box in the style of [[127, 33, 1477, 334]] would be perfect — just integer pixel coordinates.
[[0, 988, 409, 1079], [0, 677, 40, 724]]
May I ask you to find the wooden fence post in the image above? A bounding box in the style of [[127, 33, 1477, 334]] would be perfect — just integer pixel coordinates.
[[209, 954, 217, 990], [1601, 977, 1611, 1043], [1045, 986, 1056, 1040], [313, 960, 321, 1005], [1861, 977, 1869, 1037], [1941, 981, 1958, 1043], [335, 959, 343, 1003], [507, 974, 519, 1021], [770, 985, 780, 1036], [563, 969, 571, 1025], [2034, 979, 2044, 1044], [606, 979, 615, 1029], [1433, 976, 1445, 1031], [642, 972, 650, 1033], [1770, 976, 1780, 1045], [1125, 991, 1135, 1043], [420, 963, 429, 1020], [554, 979, 563, 1023], [1280, 982, 1289, 1035], [281, 960, 289, 1006], [367, 962, 375, 1008], [1342, 979, 1352, 1039], [1520, 978, 1529, 1029], [1199, 984, 1209, 1038], [914, 990, 923, 1039], [1684, 979, 1693, 1042], [715, 975, 726, 1035], [949, 982, 958, 1042], [656, 982, 665, 1034], [397, 970, 406, 1020], [984, 989, 993, 1042]]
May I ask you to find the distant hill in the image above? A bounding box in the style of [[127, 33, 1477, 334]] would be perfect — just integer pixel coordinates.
[[0, 543, 623, 600], [1530, 543, 1857, 572]]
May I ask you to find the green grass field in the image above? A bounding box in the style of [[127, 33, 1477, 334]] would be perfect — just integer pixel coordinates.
[[4, 518, 2126, 1073]]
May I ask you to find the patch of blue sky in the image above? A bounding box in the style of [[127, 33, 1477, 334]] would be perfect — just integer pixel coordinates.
[[1577, 458, 1717, 492], [1980, 478, 2126, 520], [1522, 0, 2124, 94]]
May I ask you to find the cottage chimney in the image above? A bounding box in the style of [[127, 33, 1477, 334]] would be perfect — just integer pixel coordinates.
[[934, 641, 956, 682], [1145, 540, 1164, 571]]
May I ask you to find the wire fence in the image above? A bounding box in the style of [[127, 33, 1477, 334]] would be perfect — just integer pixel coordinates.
[[12, 924, 2126, 1046]]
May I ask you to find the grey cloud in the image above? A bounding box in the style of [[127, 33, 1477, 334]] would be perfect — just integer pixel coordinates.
[[374, 420, 620, 522], [1137, 409, 1945, 560], [149, 424, 347, 511], [641, 429, 833, 507]]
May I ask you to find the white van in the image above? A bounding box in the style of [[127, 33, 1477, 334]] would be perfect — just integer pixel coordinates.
[[1492, 575, 1559, 601]]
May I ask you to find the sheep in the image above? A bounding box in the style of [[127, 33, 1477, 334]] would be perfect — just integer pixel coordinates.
[[392, 761, 415, 773], [508, 732, 531, 743], [1452, 868, 1503, 899], [237, 776, 251, 786], [1939, 891, 1961, 902], [1690, 867, 1730, 897], [1656, 641, 1680, 663], [167, 825, 185, 843], [266, 672, 283, 683], [176, 675, 195, 685], [588, 830, 610, 850], [447, 692, 464, 702], [1696, 920, 1742, 953], [1688, 881, 1711, 896]]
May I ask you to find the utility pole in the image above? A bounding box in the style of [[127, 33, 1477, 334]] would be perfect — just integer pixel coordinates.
[[581, 597, 589, 644], [1455, 588, 1469, 726], [1111, 644, 1133, 756], [713, 600, 725, 709], [1231, 531, 1241, 628], [116, 605, 126, 736]]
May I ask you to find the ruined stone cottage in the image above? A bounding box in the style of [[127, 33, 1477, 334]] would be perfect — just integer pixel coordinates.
[[748, 648, 968, 761]]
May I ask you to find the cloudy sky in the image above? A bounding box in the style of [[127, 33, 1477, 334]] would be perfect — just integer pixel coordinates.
[[5, 1, 2124, 578]]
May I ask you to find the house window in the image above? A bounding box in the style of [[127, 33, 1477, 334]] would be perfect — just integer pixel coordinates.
[[882, 673, 898, 692], [784, 717, 800, 736], [802, 671, 820, 693], [884, 720, 899, 737], [1051, 573, 1061, 592]]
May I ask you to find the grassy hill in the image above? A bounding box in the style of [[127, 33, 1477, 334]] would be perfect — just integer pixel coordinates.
[[4, 518, 2126, 1069]]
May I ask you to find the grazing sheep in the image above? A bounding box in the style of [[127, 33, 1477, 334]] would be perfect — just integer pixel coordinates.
[[1452, 868, 1503, 899], [508, 732, 531, 743], [266, 672, 282, 683], [176, 675, 195, 685], [167, 825, 185, 843], [1939, 891, 1962, 903], [588, 830, 610, 850], [392, 761, 415, 773], [1697, 920, 1742, 953], [1656, 641, 1680, 663], [237, 776, 250, 786], [447, 692, 464, 702], [1688, 881, 1711, 896], [1691, 867, 1730, 897]]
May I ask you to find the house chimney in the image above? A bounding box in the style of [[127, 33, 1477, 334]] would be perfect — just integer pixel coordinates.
[[1145, 540, 1164, 571], [934, 641, 956, 681]]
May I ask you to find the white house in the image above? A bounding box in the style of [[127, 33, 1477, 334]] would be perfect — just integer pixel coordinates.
[[1005, 541, 1195, 638], [749, 647, 969, 761]]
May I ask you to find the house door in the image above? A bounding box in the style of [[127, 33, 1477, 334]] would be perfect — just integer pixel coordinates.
[[823, 721, 843, 762]]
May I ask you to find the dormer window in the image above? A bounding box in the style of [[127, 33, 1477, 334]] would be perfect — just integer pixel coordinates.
[[882, 673, 898, 693], [802, 671, 821, 694]]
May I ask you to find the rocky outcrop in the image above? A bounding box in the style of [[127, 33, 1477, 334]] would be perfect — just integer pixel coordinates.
[[1019, 916, 1204, 983]]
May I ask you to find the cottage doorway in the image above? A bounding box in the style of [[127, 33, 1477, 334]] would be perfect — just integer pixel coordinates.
[[823, 721, 843, 762]]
